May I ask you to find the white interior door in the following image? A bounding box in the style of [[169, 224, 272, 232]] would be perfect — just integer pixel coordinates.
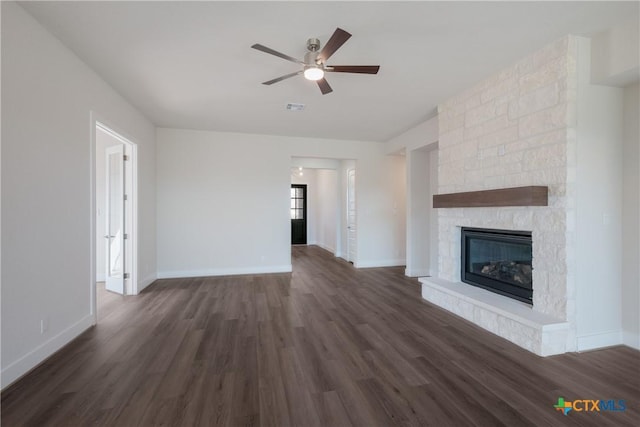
[[347, 169, 357, 263], [105, 144, 125, 294]]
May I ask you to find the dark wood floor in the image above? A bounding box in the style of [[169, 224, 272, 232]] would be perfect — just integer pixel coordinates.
[[2, 246, 639, 426], [96, 281, 126, 323]]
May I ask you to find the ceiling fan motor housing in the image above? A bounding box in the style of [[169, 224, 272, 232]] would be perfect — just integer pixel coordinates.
[[306, 38, 321, 52], [306, 39, 322, 66]]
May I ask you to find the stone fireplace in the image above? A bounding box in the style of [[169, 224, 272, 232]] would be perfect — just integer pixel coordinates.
[[420, 36, 578, 356]]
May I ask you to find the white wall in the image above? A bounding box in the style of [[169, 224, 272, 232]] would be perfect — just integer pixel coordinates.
[[405, 146, 439, 277], [157, 129, 406, 278], [575, 37, 625, 350], [385, 116, 439, 278], [291, 158, 340, 170], [406, 148, 430, 277], [428, 149, 439, 275], [343, 154, 405, 268], [95, 129, 121, 282], [156, 130, 292, 277], [590, 20, 640, 349], [388, 155, 407, 267], [622, 83, 640, 349], [384, 116, 439, 155], [1, 2, 156, 388], [316, 169, 338, 254], [591, 18, 640, 87]]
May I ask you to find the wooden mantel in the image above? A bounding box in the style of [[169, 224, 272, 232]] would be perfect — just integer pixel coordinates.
[[433, 186, 548, 208]]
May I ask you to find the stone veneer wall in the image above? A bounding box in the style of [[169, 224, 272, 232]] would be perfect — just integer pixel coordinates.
[[436, 36, 578, 328]]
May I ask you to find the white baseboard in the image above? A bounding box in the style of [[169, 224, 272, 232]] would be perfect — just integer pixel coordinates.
[[576, 330, 623, 352], [95, 273, 105, 282], [137, 273, 157, 293], [157, 265, 292, 279], [356, 259, 406, 269], [314, 243, 336, 254], [623, 331, 640, 350], [1, 314, 94, 390], [405, 268, 430, 277]]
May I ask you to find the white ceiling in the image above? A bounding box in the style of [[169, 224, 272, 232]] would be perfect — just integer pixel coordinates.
[[19, 1, 638, 142]]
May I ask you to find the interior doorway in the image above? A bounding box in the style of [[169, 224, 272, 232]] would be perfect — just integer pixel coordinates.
[[92, 120, 138, 321], [290, 158, 355, 264]]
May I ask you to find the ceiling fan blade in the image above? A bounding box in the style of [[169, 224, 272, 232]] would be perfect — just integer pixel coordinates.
[[316, 78, 333, 95], [317, 28, 352, 63], [251, 44, 303, 64], [262, 71, 302, 85], [327, 65, 380, 74]]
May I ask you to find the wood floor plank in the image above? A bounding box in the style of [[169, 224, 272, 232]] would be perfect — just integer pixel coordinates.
[[2, 245, 639, 426], [313, 390, 353, 427], [357, 324, 429, 386], [258, 375, 291, 427], [278, 347, 322, 426]]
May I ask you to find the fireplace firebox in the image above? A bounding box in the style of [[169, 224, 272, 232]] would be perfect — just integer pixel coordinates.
[[461, 227, 533, 304]]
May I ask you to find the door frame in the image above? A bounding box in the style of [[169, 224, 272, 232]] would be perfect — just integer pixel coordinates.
[[90, 113, 138, 322], [346, 168, 357, 264]]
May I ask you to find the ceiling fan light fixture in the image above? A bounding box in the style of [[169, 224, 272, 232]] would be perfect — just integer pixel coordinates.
[[252, 28, 379, 94], [303, 66, 324, 81]]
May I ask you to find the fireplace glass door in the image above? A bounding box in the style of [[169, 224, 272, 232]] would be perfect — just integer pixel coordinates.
[[461, 228, 533, 304]]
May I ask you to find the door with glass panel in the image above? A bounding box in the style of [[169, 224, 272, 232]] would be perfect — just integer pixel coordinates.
[[291, 184, 307, 245]]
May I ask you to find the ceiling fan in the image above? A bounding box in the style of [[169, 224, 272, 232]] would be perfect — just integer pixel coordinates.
[[251, 28, 380, 95]]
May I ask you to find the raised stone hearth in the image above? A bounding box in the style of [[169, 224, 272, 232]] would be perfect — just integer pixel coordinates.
[[420, 277, 569, 356]]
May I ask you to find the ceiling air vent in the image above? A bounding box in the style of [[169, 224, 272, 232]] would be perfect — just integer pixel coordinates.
[[286, 103, 305, 111]]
